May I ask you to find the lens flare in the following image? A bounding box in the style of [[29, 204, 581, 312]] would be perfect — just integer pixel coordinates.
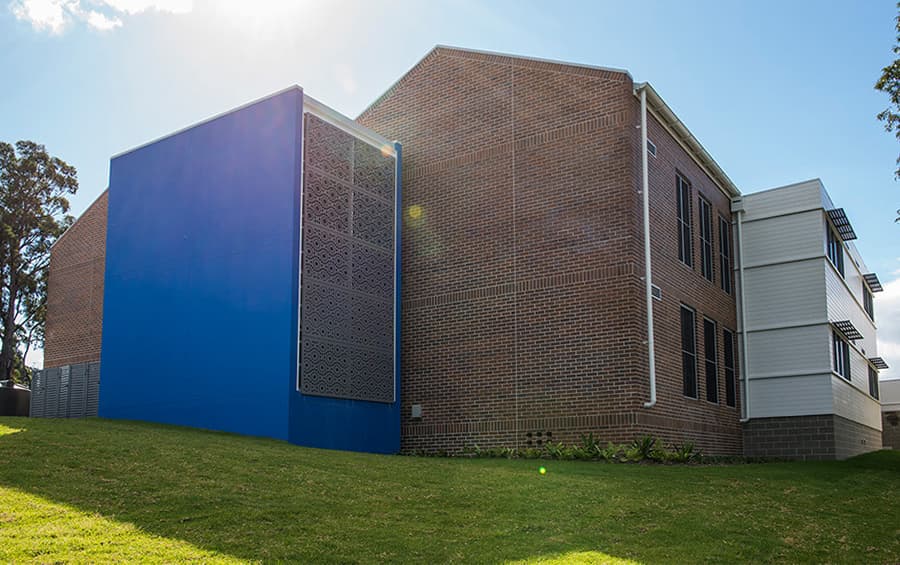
[[408, 205, 423, 219], [539, 467, 546, 475], [381, 144, 393, 158]]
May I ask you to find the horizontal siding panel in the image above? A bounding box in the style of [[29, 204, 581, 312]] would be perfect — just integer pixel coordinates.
[[742, 209, 824, 268], [749, 373, 833, 418], [742, 180, 822, 222], [832, 375, 882, 429], [825, 264, 877, 354], [744, 259, 825, 329], [747, 324, 830, 378]]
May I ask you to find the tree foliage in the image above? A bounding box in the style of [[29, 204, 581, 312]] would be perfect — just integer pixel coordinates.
[[0, 140, 77, 383]]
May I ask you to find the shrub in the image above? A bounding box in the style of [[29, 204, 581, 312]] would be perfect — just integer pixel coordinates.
[[577, 433, 601, 459], [668, 442, 702, 463], [630, 435, 665, 462]]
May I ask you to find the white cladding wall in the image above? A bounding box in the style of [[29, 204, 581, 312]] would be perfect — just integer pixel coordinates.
[[741, 209, 824, 268], [743, 259, 825, 330], [746, 324, 830, 378], [740, 179, 882, 429], [748, 374, 833, 418]]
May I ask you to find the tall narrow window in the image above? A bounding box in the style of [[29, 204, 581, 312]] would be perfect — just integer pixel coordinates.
[[681, 306, 698, 398], [704, 318, 718, 403], [719, 217, 732, 293], [863, 285, 874, 320], [827, 226, 844, 277], [868, 366, 880, 399], [723, 328, 736, 407], [676, 174, 693, 267], [832, 330, 851, 381], [699, 197, 713, 282]]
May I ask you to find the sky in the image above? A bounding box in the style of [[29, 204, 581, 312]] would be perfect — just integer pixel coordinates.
[[2, 0, 899, 377]]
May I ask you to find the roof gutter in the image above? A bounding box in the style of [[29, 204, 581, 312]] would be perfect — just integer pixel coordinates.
[[635, 83, 740, 199]]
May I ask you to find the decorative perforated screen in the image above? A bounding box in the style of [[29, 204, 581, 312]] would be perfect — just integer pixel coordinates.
[[299, 114, 396, 403]]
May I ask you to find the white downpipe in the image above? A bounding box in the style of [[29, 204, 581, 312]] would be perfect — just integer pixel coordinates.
[[640, 87, 657, 409], [736, 209, 751, 422]]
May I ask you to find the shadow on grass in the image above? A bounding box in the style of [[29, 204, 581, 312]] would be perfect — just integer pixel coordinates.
[[0, 417, 899, 563]]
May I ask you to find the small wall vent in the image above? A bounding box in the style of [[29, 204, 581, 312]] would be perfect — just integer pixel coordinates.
[[651, 284, 662, 301], [647, 139, 657, 157]]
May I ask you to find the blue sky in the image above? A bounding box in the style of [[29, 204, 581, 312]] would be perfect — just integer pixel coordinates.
[[3, 0, 899, 375]]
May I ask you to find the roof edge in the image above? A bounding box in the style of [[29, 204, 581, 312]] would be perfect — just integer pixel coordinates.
[[358, 45, 632, 121], [50, 188, 109, 252], [636, 82, 740, 198], [111, 85, 304, 161]]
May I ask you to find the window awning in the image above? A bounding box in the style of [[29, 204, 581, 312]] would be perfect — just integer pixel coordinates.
[[827, 208, 857, 241], [863, 273, 883, 292], [832, 320, 863, 341], [869, 357, 889, 370]]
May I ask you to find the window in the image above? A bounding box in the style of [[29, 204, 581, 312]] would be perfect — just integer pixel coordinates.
[[723, 328, 736, 407], [647, 139, 657, 157], [826, 226, 844, 277], [699, 197, 714, 282], [719, 217, 732, 294], [704, 318, 718, 403], [832, 330, 851, 381], [863, 285, 874, 320], [681, 306, 698, 398], [676, 174, 693, 267], [868, 366, 880, 399]]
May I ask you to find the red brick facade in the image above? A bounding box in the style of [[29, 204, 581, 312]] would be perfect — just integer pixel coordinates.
[[45, 47, 743, 454], [358, 47, 742, 454], [44, 191, 107, 368]]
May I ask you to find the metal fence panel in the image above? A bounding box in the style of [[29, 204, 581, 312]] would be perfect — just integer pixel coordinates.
[[30, 362, 100, 419]]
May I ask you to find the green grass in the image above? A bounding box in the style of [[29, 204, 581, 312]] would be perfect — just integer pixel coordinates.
[[0, 418, 898, 564]]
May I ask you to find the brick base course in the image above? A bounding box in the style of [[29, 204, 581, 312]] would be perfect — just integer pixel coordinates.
[[743, 414, 882, 461]]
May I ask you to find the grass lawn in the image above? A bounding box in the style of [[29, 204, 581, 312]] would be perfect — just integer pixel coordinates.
[[0, 418, 898, 564]]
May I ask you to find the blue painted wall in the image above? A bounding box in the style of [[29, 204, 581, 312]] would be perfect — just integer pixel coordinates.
[[100, 88, 304, 440], [99, 87, 401, 453]]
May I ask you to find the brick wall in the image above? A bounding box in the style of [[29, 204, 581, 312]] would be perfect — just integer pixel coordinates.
[[359, 47, 742, 454], [883, 411, 900, 449], [744, 414, 881, 460], [44, 191, 107, 368]]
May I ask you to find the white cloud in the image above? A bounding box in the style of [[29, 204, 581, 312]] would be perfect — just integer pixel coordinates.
[[876, 270, 900, 381], [9, 0, 191, 33], [100, 0, 191, 15], [85, 8, 121, 29], [10, 0, 69, 34]]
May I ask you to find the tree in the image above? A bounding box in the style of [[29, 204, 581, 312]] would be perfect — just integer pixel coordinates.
[[876, 3, 900, 222], [0, 141, 77, 383]]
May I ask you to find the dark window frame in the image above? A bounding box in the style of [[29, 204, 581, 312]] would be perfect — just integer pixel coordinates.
[[719, 216, 732, 294], [698, 196, 714, 282], [676, 174, 693, 268], [832, 330, 851, 382], [868, 365, 880, 400], [681, 305, 698, 399], [826, 225, 844, 277], [863, 284, 874, 320], [723, 328, 736, 407], [703, 318, 718, 403]]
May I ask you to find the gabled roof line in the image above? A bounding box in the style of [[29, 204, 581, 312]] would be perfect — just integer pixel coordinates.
[[358, 45, 631, 121], [50, 188, 109, 251]]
